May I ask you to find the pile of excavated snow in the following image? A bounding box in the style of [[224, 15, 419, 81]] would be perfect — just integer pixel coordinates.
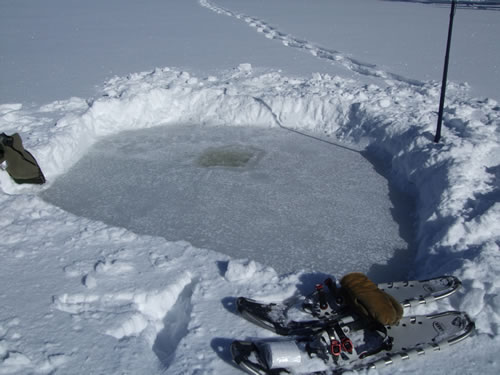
[[1, 64, 499, 373]]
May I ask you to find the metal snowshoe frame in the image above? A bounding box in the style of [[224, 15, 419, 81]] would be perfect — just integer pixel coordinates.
[[362, 310, 475, 371], [378, 275, 461, 308], [237, 275, 462, 336], [306, 275, 462, 317], [231, 310, 475, 375]]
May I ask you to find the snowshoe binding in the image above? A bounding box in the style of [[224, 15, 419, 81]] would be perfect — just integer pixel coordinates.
[[231, 310, 475, 375]]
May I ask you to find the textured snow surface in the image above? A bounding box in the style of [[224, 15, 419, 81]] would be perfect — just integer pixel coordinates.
[[1, 0, 500, 374]]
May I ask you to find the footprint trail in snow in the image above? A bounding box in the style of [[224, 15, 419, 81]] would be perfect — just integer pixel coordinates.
[[199, 0, 423, 86]]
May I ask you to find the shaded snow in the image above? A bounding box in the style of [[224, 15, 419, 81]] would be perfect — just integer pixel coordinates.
[[2, 62, 499, 374]]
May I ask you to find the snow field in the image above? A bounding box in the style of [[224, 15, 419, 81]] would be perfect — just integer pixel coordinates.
[[0, 180, 287, 374], [1, 60, 499, 373], [1, 0, 500, 372], [209, 0, 500, 101], [200, 0, 422, 85]]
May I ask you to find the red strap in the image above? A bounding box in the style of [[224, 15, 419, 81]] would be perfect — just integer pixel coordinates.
[[341, 337, 353, 354], [330, 340, 341, 357]]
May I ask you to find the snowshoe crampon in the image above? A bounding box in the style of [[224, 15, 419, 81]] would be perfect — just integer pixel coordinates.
[[237, 275, 461, 336], [231, 310, 475, 375]]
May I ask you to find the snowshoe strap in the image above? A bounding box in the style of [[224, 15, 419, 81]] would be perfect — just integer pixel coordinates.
[[325, 327, 341, 364], [332, 323, 353, 354], [358, 323, 393, 360], [326, 323, 354, 362], [325, 277, 344, 305], [315, 283, 329, 310], [305, 278, 346, 319], [359, 336, 393, 360]]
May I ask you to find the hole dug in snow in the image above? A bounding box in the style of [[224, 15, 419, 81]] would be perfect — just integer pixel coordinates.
[[41, 124, 415, 277], [152, 282, 195, 369]]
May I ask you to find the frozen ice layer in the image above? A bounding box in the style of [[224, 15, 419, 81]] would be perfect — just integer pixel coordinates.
[[197, 145, 263, 168]]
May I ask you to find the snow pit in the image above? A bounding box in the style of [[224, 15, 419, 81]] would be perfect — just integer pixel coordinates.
[[40, 124, 415, 280]]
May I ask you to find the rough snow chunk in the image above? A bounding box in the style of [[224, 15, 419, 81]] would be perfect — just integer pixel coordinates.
[[82, 274, 97, 289], [94, 260, 134, 275], [134, 273, 193, 321], [238, 63, 252, 72], [224, 259, 258, 282], [106, 313, 149, 340], [47, 353, 68, 367], [0, 341, 7, 357], [378, 98, 391, 108], [460, 288, 486, 316], [0, 104, 23, 115], [0, 351, 32, 372], [492, 295, 500, 315]]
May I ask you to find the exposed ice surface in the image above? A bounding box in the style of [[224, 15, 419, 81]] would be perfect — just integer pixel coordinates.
[[41, 124, 414, 279]]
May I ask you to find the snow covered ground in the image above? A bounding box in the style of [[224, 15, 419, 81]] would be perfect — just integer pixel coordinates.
[[2, 0, 499, 104], [1, 0, 500, 374]]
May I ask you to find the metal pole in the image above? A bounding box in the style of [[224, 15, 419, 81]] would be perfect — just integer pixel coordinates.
[[435, 0, 457, 143]]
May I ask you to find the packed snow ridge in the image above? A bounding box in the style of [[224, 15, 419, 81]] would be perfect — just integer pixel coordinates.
[[0, 62, 499, 372]]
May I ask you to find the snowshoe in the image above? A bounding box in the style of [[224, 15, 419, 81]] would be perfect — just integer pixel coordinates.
[[237, 274, 461, 336], [231, 310, 475, 375]]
